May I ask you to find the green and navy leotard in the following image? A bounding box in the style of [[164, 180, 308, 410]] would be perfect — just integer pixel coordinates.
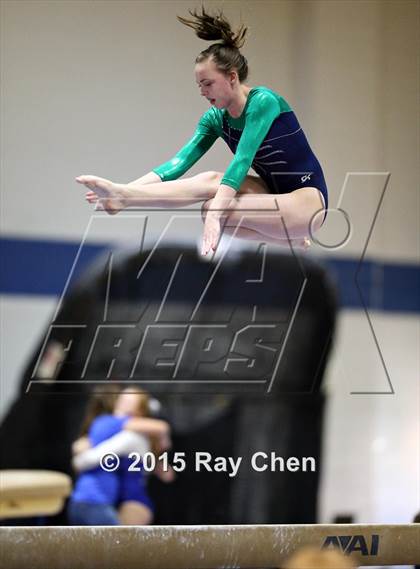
[[153, 86, 328, 212]]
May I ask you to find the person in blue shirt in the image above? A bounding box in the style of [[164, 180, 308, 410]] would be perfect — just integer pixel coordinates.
[[68, 387, 172, 525], [76, 8, 327, 255]]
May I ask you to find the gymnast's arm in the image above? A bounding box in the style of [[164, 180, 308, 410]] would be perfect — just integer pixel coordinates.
[[72, 436, 91, 455], [124, 416, 172, 452], [221, 92, 281, 194], [208, 92, 281, 207], [201, 92, 280, 253], [126, 113, 219, 190], [72, 430, 150, 472], [72, 417, 171, 472]]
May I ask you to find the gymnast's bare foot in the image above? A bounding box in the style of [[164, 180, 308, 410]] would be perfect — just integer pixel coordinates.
[[76, 175, 126, 215]]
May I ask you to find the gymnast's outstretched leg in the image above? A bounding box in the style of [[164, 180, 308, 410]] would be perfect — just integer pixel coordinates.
[[77, 171, 318, 248], [76, 171, 224, 212], [76, 171, 270, 213]]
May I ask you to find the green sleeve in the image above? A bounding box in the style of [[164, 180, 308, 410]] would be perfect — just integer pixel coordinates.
[[221, 92, 281, 191], [153, 111, 219, 181]]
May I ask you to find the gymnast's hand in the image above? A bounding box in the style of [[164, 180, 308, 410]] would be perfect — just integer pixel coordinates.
[[201, 185, 236, 255], [202, 212, 222, 256], [76, 174, 126, 215]]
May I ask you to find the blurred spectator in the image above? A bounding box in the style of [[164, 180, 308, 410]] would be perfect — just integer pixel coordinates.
[[68, 386, 173, 525]]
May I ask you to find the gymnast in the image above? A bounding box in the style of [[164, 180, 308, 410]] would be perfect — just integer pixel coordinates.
[[76, 7, 328, 255], [69, 387, 173, 526]]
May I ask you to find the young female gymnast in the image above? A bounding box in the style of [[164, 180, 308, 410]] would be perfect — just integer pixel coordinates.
[[69, 387, 173, 525], [76, 8, 328, 255]]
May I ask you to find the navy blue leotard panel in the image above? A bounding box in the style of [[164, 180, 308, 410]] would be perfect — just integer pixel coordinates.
[[221, 110, 328, 213]]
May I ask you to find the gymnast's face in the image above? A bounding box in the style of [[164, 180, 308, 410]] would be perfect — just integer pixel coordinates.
[[195, 58, 236, 109]]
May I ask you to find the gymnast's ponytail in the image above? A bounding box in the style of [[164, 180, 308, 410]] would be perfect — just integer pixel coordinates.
[[177, 7, 249, 82]]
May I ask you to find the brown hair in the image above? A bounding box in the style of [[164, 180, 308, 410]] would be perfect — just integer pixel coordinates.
[[177, 7, 249, 82], [78, 386, 164, 457], [79, 387, 119, 436], [79, 385, 151, 436]]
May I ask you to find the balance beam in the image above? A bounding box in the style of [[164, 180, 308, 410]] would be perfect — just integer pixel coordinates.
[[1, 524, 419, 568]]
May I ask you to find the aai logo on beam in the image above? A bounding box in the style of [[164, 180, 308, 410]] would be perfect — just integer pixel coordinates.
[[322, 534, 379, 556]]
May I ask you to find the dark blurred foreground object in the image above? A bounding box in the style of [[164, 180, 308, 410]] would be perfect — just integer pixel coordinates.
[[333, 514, 355, 524], [414, 512, 420, 569], [0, 246, 337, 524], [282, 546, 356, 569]]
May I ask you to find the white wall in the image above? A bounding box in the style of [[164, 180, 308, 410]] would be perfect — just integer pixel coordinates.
[[321, 311, 419, 523], [1, 0, 419, 525]]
